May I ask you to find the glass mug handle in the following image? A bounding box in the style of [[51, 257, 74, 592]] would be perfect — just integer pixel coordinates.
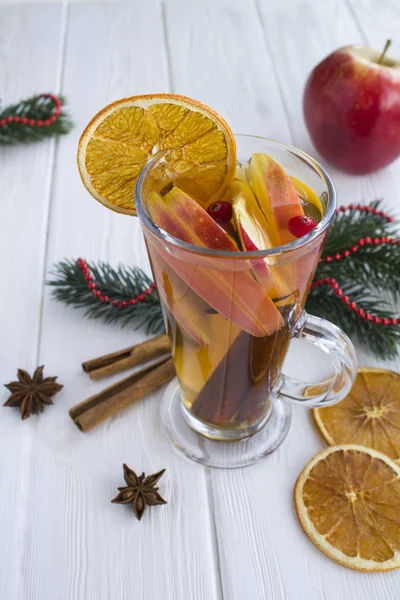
[[277, 313, 358, 408]]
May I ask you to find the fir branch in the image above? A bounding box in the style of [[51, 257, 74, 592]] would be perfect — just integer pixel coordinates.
[[322, 200, 396, 256], [46, 202, 400, 358], [306, 284, 400, 360], [47, 259, 165, 335], [0, 94, 72, 145]]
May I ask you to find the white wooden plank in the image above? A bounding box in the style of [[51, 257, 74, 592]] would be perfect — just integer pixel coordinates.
[[164, 1, 292, 141], [37, 3, 220, 600], [165, 1, 400, 599], [0, 5, 64, 600]]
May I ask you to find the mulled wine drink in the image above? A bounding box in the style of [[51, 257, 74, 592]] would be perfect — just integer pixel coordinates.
[[142, 151, 325, 440]]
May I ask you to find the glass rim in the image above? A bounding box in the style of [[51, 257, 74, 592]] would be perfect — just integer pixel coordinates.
[[134, 134, 337, 259]]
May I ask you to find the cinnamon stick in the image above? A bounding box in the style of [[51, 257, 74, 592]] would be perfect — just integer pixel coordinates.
[[70, 357, 176, 432], [82, 334, 171, 380]]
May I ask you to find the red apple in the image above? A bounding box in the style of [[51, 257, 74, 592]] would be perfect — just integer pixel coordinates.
[[303, 42, 400, 174]]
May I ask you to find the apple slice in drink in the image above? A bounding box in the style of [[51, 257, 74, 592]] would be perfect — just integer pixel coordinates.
[[247, 153, 305, 246], [231, 179, 292, 298], [150, 252, 211, 346], [247, 153, 318, 301], [147, 186, 284, 336]]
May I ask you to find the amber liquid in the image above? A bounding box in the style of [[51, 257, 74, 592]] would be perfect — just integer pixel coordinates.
[[163, 298, 294, 431], [149, 199, 322, 435]]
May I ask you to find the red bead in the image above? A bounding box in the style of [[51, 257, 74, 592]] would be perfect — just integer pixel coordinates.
[[341, 296, 349, 303], [373, 316, 381, 324], [351, 246, 358, 252], [358, 239, 365, 246], [288, 215, 317, 238], [325, 256, 332, 263], [392, 239, 397, 244], [137, 294, 144, 301], [356, 308, 364, 317], [101, 296, 109, 303], [111, 300, 118, 306], [388, 216, 394, 223], [93, 290, 101, 298], [391, 318, 397, 325], [343, 250, 351, 257], [365, 237, 372, 244], [207, 201, 233, 224], [44, 120, 51, 126], [365, 206, 372, 213], [88, 283, 95, 290], [349, 302, 357, 310], [334, 253, 341, 260], [340, 206, 346, 212], [20, 118, 28, 124], [144, 289, 151, 295], [335, 289, 343, 296], [28, 119, 35, 126], [357, 204, 364, 210], [13, 116, 20, 123], [85, 274, 92, 281], [382, 318, 390, 325], [349, 204, 355, 210], [128, 299, 136, 305], [365, 313, 373, 321], [373, 208, 379, 215], [323, 277, 331, 284], [6, 116, 13, 123], [314, 280, 322, 287], [150, 283, 156, 289], [36, 120, 43, 127], [49, 115, 56, 123], [332, 282, 340, 290], [119, 301, 127, 307]]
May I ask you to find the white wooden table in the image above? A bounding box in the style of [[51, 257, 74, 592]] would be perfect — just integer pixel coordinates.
[[1, 1, 400, 598]]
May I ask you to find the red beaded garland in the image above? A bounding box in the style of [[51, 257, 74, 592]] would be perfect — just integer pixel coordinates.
[[309, 275, 399, 326], [320, 234, 398, 265], [76, 258, 156, 307], [0, 93, 62, 129], [75, 198, 400, 326]]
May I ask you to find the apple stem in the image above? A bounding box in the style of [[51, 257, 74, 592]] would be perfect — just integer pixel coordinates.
[[378, 39, 392, 64]]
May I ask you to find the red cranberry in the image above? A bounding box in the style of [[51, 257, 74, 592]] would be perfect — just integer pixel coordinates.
[[288, 215, 317, 238], [207, 201, 233, 224]]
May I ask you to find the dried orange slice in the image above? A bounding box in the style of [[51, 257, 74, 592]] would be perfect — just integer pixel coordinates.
[[314, 369, 400, 461], [77, 94, 236, 215], [295, 445, 400, 571]]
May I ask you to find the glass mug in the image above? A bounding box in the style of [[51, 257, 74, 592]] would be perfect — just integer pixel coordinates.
[[135, 136, 357, 468]]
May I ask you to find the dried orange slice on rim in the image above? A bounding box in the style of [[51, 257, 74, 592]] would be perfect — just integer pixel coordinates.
[[77, 94, 236, 215], [295, 444, 400, 571], [314, 369, 400, 461]]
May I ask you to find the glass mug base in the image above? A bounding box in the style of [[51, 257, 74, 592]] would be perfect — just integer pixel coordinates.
[[161, 379, 292, 469]]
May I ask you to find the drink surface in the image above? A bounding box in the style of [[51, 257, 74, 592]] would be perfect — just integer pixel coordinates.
[[146, 153, 324, 436]]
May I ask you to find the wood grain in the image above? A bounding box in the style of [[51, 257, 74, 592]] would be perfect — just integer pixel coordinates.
[[0, 5, 64, 600]]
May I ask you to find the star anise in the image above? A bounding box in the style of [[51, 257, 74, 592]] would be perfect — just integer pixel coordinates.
[[112, 464, 167, 520], [3, 366, 63, 420]]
